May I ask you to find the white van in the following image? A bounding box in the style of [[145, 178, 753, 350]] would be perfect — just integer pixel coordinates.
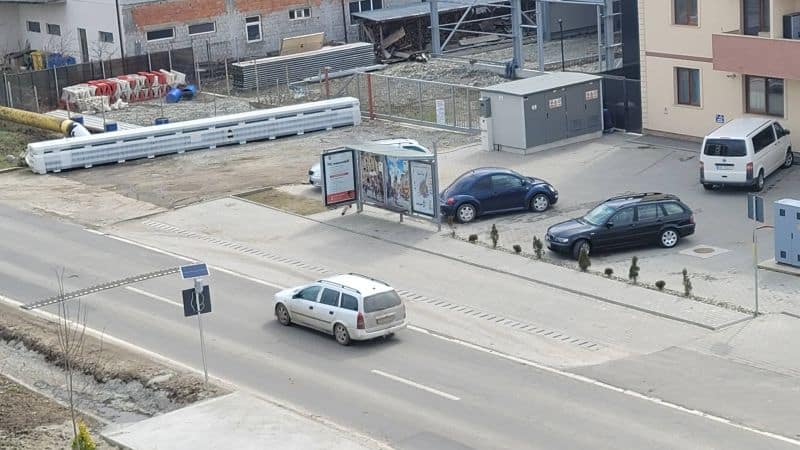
[[700, 117, 793, 191]]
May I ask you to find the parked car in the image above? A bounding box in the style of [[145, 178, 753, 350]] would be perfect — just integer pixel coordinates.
[[546, 193, 695, 259], [272, 273, 407, 346], [308, 138, 431, 188], [700, 117, 793, 192], [439, 167, 558, 223]]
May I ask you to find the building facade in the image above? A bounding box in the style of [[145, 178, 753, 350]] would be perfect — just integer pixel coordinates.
[[639, 0, 800, 139]]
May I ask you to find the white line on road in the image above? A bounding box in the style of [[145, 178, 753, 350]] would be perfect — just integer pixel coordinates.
[[407, 325, 800, 447], [125, 286, 182, 308], [370, 369, 460, 401]]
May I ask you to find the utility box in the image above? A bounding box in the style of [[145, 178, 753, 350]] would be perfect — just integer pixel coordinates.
[[479, 72, 603, 154], [774, 199, 800, 267]]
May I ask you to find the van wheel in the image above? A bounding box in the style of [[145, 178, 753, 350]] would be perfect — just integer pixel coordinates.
[[702, 183, 715, 191], [275, 304, 291, 326], [784, 150, 794, 168], [751, 170, 765, 192], [334, 323, 351, 346]]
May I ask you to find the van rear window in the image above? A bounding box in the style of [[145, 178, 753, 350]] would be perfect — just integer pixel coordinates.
[[364, 291, 402, 313], [704, 139, 747, 157]]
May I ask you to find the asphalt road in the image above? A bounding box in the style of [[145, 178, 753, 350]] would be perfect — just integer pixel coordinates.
[[0, 203, 797, 449]]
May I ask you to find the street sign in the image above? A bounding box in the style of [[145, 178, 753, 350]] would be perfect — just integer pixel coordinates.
[[715, 114, 725, 124], [180, 263, 209, 279], [747, 194, 764, 223], [182, 285, 212, 317]]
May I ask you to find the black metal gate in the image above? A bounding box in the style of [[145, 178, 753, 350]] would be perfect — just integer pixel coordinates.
[[600, 74, 641, 133]]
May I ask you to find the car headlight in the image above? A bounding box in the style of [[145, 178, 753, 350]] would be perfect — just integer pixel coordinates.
[[553, 236, 569, 244]]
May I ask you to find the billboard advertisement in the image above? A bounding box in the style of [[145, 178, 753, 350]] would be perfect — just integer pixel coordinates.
[[322, 149, 356, 206], [410, 161, 435, 217], [386, 157, 411, 212], [359, 151, 386, 207]]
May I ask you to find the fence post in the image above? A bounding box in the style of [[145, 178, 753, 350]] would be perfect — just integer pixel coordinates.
[[467, 89, 473, 130], [417, 80, 423, 119], [2, 73, 8, 106], [147, 51, 152, 72], [323, 66, 330, 99], [366, 73, 374, 120], [224, 59, 230, 96], [6, 80, 13, 108], [451, 85, 456, 127], [386, 76, 392, 116], [168, 48, 173, 71], [101, 60, 107, 79], [33, 86, 41, 113], [253, 56, 260, 100], [194, 60, 202, 91]]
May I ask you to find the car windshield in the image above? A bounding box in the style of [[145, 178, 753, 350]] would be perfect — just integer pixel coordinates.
[[583, 204, 617, 226], [364, 290, 402, 313]]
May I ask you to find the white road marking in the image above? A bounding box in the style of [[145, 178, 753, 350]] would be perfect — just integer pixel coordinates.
[[407, 325, 800, 447], [125, 286, 182, 308], [83, 228, 106, 236], [370, 369, 460, 401]]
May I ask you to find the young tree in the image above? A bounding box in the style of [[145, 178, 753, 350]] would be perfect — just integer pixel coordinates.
[[628, 256, 640, 284], [489, 224, 499, 249], [682, 268, 693, 297], [532, 236, 544, 260], [578, 247, 591, 272]]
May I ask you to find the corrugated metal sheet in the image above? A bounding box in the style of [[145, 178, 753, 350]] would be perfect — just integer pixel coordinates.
[[231, 43, 376, 90], [351, 0, 501, 23]]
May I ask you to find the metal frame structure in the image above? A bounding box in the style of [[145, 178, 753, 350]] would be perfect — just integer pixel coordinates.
[[430, 0, 619, 73]]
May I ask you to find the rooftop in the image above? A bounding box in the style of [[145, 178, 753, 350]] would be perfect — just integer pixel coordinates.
[[481, 72, 602, 96]]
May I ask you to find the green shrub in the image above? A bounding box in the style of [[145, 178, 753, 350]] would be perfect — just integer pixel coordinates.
[[489, 224, 499, 249], [468, 234, 478, 243], [655, 280, 666, 291], [682, 268, 692, 297], [72, 420, 96, 450], [513, 244, 522, 254], [532, 236, 544, 260], [578, 247, 591, 272], [604, 268, 613, 277]]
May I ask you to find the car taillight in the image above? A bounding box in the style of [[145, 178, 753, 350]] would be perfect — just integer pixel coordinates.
[[446, 197, 455, 206], [746, 162, 753, 180], [689, 214, 695, 225], [357, 312, 365, 329]]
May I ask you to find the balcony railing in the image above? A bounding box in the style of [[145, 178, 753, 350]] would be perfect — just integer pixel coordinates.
[[713, 30, 800, 80]]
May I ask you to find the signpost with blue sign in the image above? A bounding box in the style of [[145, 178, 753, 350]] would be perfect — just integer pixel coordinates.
[[748, 195, 765, 316], [180, 263, 211, 385]]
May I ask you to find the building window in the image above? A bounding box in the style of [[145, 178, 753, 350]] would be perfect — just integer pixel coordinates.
[[99, 31, 114, 43], [188, 22, 215, 36], [27, 21, 41, 33], [289, 8, 311, 19], [246, 16, 261, 42], [746, 75, 784, 117], [349, 0, 382, 19], [46, 23, 61, 36], [743, 0, 769, 35], [146, 28, 174, 42], [676, 67, 700, 106], [673, 0, 697, 26]]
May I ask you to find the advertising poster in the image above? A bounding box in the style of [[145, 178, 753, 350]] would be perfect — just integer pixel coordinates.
[[359, 151, 386, 206], [322, 149, 356, 206], [385, 157, 411, 212], [410, 161, 435, 217]]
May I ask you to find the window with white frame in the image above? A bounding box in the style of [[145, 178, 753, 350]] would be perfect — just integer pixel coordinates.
[[99, 31, 114, 43], [146, 28, 175, 42], [245, 15, 262, 42], [188, 22, 215, 36], [27, 21, 41, 33], [349, 0, 382, 19], [46, 23, 61, 36], [289, 8, 311, 19]]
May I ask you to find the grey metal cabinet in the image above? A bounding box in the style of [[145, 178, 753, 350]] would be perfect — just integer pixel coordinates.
[[774, 199, 800, 267]]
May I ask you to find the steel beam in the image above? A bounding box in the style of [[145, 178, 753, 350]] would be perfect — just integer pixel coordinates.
[[536, 1, 545, 71], [511, 0, 523, 70], [430, 0, 441, 55]]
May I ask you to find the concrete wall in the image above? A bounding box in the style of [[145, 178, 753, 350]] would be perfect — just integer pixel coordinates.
[[0, 5, 22, 54]]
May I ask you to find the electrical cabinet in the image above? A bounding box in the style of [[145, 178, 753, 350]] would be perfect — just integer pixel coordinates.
[[774, 199, 800, 267]]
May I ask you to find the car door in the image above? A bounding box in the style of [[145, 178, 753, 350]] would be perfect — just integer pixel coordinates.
[[774, 122, 790, 167], [595, 207, 635, 250], [290, 285, 321, 326], [752, 126, 777, 176], [313, 288, 341, 332], [468, 175, 495, 213], [490, 174, 528, 211], [634, 203, 662, 245]]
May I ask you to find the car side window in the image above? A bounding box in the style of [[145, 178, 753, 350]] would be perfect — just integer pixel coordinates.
[[753, 127, 776, 153], [661, 202, 685, 216], [340, 293, 359, 311], [491, 174, 522, 191], [319, 288, 340, 306], [472, 176, 491, 191], [636, 204, 659, 221], [774, 122, 785, 137], [296, 286, 321, 301], [609, 208, 634, 226]]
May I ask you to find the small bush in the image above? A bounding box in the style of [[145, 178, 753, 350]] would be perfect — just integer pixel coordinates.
[[72, 420, 96, 450], [604, 268, 614, 277], [489, 224, 499, 249], [468, 234, 478, 243], [513, 244, 522, 254], [578, 247, 591, 272], [628, 256, 640, 284], [532, 236, 544, 260], [655, 280, 666, 291], [682, 268, 692, 297]]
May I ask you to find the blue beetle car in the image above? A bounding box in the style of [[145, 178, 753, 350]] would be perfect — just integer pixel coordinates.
[[440, 167, 558, 223]]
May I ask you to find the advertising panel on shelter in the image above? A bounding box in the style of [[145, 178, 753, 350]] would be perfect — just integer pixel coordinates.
[[359, 151, 386, 207], [410, 161, 435, 217], [386, 157, 411, 212], [321, 149, 357, 206]]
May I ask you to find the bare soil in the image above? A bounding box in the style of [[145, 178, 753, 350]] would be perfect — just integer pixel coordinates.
[[0, 121, 59, 169], [239, 188, 328, 216]]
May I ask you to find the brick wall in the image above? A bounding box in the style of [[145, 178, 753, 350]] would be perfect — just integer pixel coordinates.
[[131, 0, 225, 28], [234, 0, 321, 14]]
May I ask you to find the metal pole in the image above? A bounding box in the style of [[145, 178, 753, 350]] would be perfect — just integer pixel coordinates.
[[2, 73, 9, 106], [451, 85, 456, 127], [753, 226, 759, 316], [168, 48, 173, 71], [386, 76, 392, 116], [194, 60, 201, 91], [7, 81, 13, 108], [604, 0, 615, 71], [194, 278, 209, 387], [596, 5, 603, 71], [417, 80, 423, 119], [430, 0, 441, 56], [367, 73, 374, 119], [536, 1, 545, 71], [323, 66, 330, 99], [33, 86, 40, 113], [558, 19, 565, 71], [147, 51, 152, 72], [224, 60, 230, 96], [510, 0, 523, 71], [253, 57, 259, 99], [433, 142, 442, 232]]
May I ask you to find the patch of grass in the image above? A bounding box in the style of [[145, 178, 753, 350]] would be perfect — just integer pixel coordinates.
[[0, 122, 59, 169], [239, 188, 328, 216]]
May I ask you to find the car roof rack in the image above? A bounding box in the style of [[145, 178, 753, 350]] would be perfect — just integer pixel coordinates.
[[347, 272, 390, 287], [604, 192, 667, 203]]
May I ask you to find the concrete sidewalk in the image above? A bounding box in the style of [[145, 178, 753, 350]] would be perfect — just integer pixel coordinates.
[[103, 391, 385, 450]]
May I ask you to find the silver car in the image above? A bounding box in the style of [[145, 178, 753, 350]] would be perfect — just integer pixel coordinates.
[[273, 273, 407, 345], [308, 138, 431, 188]]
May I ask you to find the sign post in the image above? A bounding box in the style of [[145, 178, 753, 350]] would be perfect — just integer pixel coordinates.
[[747, 194, 764, 316], [180, 263, 211, 386], [194, 278, 209, 386]]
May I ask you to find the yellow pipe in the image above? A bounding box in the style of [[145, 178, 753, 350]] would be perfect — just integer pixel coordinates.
[[0, 106, 89, 137]]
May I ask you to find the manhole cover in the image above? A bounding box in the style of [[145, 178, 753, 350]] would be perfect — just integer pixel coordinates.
[[680, 244, 730, 259], [693, 247, 715, 254]]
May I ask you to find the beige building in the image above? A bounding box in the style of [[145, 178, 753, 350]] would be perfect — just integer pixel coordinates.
[[639, 0, 800, 140]]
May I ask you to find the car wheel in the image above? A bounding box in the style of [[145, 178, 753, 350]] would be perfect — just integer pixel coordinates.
[[659, 228, 680, 248], [571, 239, 590, 260], [334, 323, 351, 346], [275, 304, 291, 326], [383, 332, 395, 340], [702, 183, 715, 191], [456, 203, 477, 223], [751, 170, 765, 192], [784, 150, 794, 168], [530, 194, 550, 212]]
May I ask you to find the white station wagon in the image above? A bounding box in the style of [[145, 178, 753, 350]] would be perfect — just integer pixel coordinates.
[[273, 273, 407, 345]]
